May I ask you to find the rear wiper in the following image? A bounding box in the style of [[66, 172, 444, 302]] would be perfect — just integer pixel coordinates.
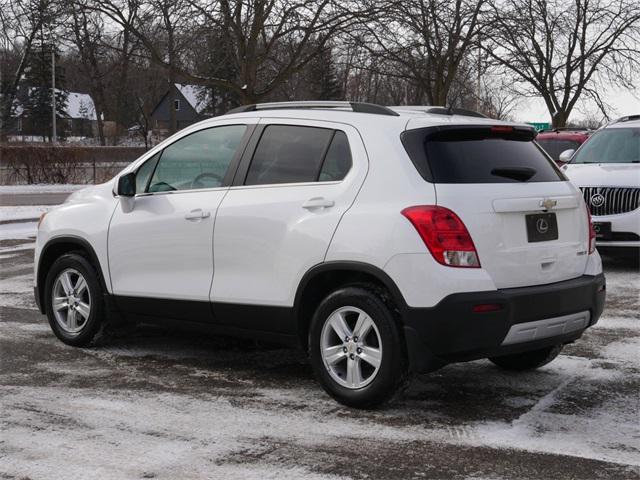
[[491, 167, 537, 182]]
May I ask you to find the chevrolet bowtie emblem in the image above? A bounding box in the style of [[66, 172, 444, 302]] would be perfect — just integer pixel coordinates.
[[540, 198, 557, 210]]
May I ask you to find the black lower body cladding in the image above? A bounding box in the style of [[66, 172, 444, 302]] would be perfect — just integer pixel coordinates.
[[403, 274, 606, 373]]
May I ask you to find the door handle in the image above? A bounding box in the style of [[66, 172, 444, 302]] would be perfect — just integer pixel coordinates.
[[184, 209, 211, 221], [302, 197, 335, 210]]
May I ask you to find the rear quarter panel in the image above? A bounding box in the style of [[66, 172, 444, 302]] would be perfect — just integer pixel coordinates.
[[325, 122, 499, 307]]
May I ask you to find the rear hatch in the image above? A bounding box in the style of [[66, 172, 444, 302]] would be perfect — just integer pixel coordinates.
[[402, 124, 589, 289]]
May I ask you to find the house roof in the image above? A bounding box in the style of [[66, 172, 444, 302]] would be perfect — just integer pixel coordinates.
[[65, 92, 97, 120], [10, 90, 97, 120], [175, 84, 210, 115]]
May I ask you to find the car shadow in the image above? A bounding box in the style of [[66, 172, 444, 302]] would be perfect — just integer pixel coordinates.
[[96, 321, 615, 426]]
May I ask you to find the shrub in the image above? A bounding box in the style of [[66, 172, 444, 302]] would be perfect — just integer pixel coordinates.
[[0, 145, 146, 184]]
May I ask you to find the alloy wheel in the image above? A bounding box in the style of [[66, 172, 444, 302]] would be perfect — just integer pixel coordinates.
[[320, 306, 382, 389], [51, 268, 91, 335]]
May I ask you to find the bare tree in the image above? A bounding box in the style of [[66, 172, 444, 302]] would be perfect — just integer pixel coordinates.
[[358, 0, 486, 106], [85, 0, 364, 107], [66, 4, 109, 144], [486, 0, 640, 127], [0, 0, 60, 139], [478, 77, 519, 120]]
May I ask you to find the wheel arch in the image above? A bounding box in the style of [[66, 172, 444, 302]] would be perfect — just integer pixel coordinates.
[[293, 261, 408, 351], [36, 236, 108, 314]]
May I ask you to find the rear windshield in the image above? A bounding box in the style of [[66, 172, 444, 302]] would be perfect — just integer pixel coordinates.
[[402, 126, 565, 183], [571, 127, 640, 164], [536, 138, 582, 162]]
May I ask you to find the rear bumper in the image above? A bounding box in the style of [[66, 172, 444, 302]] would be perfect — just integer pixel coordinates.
[[596, 241, 640, 248], [403, 273, 606, 372]]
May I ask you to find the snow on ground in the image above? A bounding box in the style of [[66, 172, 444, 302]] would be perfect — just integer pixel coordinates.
[[0, 220, 639, 478], [0, 221, 37, 240], [0, 205, 52, 222], [0, 202, 53, 242], [0, 184, 89, 194]]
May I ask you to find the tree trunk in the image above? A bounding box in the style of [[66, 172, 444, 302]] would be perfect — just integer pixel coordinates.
[[169, 81, 177, 134], [552, 110, 568, 128], [95, 111, 105, 145], [116, 28, 132, 140]]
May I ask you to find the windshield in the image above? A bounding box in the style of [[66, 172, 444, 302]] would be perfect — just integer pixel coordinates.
[[571, 127, 640, 164]]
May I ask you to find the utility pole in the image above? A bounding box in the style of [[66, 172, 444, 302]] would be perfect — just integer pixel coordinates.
[[51, 46, 57, 145]]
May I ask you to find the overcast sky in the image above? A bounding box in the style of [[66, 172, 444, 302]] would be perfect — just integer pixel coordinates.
[[514, 89, 640, 124]]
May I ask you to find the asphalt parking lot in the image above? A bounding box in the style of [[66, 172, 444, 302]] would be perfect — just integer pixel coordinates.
[[1, 232, 639, 479]]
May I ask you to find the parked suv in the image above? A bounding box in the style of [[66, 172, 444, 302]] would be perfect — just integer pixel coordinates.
[[34, 102, 605, 408], [561, 115, 640, 249]]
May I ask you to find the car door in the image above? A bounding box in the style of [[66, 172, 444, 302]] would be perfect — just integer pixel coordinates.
[[211, 119, 368, 332], [108, 122, 254, 321]]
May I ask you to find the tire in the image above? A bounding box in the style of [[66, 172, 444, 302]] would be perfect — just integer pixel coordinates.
[[489, 344, 563, 371], [309, 285, 407, 408], [44, 252, 106, 347]]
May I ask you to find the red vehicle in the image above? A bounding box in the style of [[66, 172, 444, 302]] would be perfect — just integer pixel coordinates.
[[536, 128, 592, 164]]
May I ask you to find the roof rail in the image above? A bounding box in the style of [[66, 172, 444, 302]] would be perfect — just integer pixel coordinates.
[[226, 101, 400, 117], [390, 105, 487, 118], [612, 114, 640, 124]]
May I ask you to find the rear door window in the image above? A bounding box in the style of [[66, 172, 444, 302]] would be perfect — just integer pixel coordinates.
[[402, 126, 565, 183], [319, 131, 352, 181], [245, 125, 335, 185]]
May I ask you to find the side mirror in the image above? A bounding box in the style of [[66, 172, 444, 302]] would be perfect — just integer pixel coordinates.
[[117, 172, 136, 197], [558, 149, 575, 165]]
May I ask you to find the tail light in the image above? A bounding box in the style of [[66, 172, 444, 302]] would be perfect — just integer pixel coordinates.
[[401, 206, 480, 268], [585, 203, 596, 254]]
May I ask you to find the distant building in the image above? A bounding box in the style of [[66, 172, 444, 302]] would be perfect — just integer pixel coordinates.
[[150, 83, 211, 132], [9, 90, 97, 140], [61, 92, 97, 137]]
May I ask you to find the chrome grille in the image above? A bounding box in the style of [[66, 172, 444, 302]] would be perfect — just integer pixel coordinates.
[[580, 186, 640, 216]]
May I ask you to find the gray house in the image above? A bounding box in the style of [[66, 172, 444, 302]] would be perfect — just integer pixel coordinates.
[[150, 83, 211, 132]]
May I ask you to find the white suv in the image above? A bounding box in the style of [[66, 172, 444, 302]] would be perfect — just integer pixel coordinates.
[[34, 102, 606, 408], [559, 115, 640, 249]]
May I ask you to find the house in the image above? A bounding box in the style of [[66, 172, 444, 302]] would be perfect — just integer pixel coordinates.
[[9, 90, 97, 140], [61, 92, 97, 137], [150, 83, 211, 132]]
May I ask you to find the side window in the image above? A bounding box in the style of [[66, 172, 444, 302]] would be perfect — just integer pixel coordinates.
[[135, 152, 160, 193], [319, 131, 352, 181], [148, 125, 246, 192], [245, 125, 334, 186]]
